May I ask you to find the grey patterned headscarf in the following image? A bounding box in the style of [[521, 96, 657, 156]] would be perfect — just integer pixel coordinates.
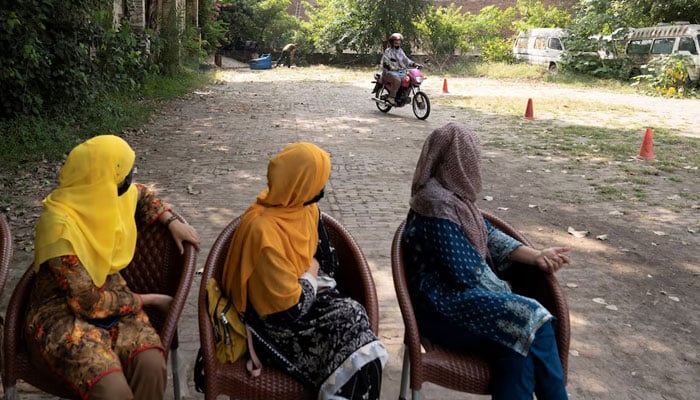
[[409, 122, 489, 257]]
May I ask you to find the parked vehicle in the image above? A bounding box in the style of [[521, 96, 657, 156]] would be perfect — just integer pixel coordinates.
[[371, 65, 430, 120], [513, 28, 568, 72], [625, 22, 700, 81]]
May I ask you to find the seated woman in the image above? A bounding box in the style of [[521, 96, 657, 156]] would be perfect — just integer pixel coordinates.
[[402, 123, 570, 400], [27, 135, 200, 400], [221, 142, 387, 400]]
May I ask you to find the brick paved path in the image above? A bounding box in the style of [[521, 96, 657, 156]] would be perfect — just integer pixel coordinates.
[[5, 66, 485, 400], [6, 61, 698, 400]]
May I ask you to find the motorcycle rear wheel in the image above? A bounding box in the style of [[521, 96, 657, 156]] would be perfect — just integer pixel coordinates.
[[376, 88, 392, 113], [412, 92, 430, 120]]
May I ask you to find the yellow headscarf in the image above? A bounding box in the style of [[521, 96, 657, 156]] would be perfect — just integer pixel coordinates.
[[222, 142, 331, 316], [34, 135, 139, 287]]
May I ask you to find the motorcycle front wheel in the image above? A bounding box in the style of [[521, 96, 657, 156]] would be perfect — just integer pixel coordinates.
[[412, 91, 430, 120], [376, 88, 392, 113]]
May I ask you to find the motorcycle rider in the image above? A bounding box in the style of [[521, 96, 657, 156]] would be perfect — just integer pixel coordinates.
[[381, 33, 417, 106]]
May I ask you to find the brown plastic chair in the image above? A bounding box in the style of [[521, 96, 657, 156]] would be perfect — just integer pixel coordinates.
[[0, 214, 13, 375], [198, 212, 379, 400], [391, 209, 570, 399], [0, 214, 12, 299], [2, 211, 197, 400]]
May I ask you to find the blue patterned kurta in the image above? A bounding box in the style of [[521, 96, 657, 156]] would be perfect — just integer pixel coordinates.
[[401, 210, 552, 356]]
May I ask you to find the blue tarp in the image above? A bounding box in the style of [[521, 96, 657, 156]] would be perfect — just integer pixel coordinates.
[[249, 54, 272, 70]]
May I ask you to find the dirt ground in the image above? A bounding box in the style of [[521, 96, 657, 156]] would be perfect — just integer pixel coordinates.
[[1, 61, 698, 400]]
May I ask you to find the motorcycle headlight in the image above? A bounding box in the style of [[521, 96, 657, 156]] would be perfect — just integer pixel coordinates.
[[414, 76, 423, 84]]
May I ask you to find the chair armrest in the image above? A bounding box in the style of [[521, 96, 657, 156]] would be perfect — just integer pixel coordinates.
[[2, 265, 35, 386]]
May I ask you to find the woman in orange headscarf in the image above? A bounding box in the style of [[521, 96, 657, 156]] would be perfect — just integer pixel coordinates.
[[26, 135, 200, 400], [222, 142, 387, 400]]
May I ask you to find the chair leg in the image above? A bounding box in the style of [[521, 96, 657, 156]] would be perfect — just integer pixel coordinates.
[[399, 346, 410, 400], [171, 349, 181, 400], [5, 386, 19, 400]]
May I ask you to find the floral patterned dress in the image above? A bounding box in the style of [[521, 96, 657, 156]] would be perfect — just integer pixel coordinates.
[[25, 184, 169, 399]]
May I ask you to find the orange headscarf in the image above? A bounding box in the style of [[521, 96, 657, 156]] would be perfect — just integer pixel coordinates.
[[33, 135, 138, 287], [222, 143, 331, 316]]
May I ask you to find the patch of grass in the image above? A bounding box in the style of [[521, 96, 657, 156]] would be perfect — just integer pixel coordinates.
[[1, 69, 213, 166], [679, 192, 700, 201], [630, 177, 650, 185], [596, 185, 628, 200], [446, 61, 544, 80], [545, 71, 637, 94]]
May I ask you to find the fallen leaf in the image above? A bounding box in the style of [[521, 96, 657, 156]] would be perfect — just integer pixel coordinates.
[[566, 283, 578, 288], [669, 296, 680, 302], [568, 226, 589, 238], [484, 196, 494, 201], [528, 204, 537, 208], [605, 305, 618, 311], [653, 231, 667, 236], [497, 207, 509, 211], [660, 290, 667, 295], [609, 210, 624, 216], [196, 268, 204, 275], [570, 350, 580, 357], [592, 298, 607, 304], [596, 234, 608, 241]]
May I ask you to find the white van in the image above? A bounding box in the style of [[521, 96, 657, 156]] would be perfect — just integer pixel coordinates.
[[625, 22, 700, 81], [513, 28, 568, 72]]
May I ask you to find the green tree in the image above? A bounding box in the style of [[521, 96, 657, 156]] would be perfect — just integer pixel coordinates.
[[219, 0, 300, 51], [514, 0, 571, 31], [309, 0, 431, 53], [463, 6, 517, 53], [415, 5, 469, 66]]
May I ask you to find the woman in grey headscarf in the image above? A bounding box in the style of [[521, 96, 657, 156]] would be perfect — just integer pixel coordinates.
[[402, 122, 570, 400]]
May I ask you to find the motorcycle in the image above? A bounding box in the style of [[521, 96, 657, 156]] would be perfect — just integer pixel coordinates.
[[371, 64, 430, 120]]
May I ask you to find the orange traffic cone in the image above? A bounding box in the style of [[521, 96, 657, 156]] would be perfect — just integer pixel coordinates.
[[524, 98, 534, 120], [636, 128, 655, 160], [442, 79, 449, 93]]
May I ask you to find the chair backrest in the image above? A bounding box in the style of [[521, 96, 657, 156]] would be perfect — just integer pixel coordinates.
[[391, 210, 569, 394], [121, 212, 197, 351], [2, 211, 196, 399], [198, 212, 378, 399], [0, 214, 12, 299]]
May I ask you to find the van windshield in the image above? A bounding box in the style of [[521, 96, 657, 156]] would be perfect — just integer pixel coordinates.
[[628, 39, 652, 54]]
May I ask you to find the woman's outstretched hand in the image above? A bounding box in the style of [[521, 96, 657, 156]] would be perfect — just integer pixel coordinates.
[[534, 247, 571, 273], [168, 219, 201, 254], [140, 293, 173, 312]]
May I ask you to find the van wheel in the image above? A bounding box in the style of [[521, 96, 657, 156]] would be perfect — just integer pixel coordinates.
[[548, 63, 559, 74]]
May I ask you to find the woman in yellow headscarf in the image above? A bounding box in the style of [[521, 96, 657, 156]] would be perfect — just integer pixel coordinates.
[[26, 135, 200, 400], [222, 142, 387, 400]]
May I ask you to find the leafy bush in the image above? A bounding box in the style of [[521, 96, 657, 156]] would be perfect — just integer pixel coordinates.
[[633, 54, 698, 97], [0, 1, 152, 118], [480, 38, 514, 63]]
